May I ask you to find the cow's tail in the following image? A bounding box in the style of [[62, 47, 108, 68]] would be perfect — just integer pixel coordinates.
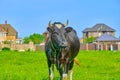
[[74, 58, 80, 67]]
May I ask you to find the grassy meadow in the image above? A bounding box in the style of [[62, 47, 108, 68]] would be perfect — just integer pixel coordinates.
[[0, 50, 120, 80]]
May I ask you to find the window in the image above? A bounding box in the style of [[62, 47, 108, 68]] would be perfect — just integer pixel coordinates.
[[86, 32, 88, 37], [98, 32, 101, 37], [90, 32, 94, 36], [107, 32, 111, 35], [0, 33, 6, 37]]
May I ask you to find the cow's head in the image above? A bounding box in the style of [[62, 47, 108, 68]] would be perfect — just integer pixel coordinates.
[[47, 20, 69, 48]]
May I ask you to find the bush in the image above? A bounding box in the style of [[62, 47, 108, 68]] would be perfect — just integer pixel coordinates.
[[26, 48, 31, 52], [14, 50, 18, 52], [2, 47, 10, 51], [3, 41, 11, 44]]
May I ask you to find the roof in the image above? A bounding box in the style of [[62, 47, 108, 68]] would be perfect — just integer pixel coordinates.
[[83, 23, 115, 32], [95, 34, 120, 42], [0, 22, 17, 36]]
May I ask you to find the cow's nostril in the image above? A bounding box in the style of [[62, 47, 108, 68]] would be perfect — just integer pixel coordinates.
[[62, 42, 64, 45]]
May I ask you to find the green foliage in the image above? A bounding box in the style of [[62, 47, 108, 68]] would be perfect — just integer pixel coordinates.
[[3, 41, 11, 44], [85, 36, 96, 43], [14, 50, 18, 52], [2, 47, 10, 51], [26, 48, 31, 52], [23, 37, 30, 44], [0, 51, 120, 80], [23, 33, 44, 44]]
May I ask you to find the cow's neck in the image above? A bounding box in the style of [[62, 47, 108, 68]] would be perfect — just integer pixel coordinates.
[[50, 41, 60, 53]]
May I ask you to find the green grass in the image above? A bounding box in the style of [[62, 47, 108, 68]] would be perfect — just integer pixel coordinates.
[[0, 50, 120, 80]]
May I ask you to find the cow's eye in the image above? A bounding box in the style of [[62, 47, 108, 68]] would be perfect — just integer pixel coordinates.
[[52, 35, 56, 38]]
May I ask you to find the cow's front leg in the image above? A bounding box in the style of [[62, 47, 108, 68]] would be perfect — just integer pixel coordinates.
[[59, 65, 63, 80], [47, 57, 54, 80], [63, 73, 67, 80], [49, 64, 54, 80], [63, 66, 68, 80], [63, 59, 69, 80], [69, 60, 74, 80], [69, 69, 73, 80]]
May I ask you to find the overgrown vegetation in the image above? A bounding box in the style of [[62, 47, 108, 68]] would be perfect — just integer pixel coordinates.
[[23, 33, 44, 44], [0, 51, 120, 80]]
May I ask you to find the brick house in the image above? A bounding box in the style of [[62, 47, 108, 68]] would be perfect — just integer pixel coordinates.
[[0, 21, 18, 44], [82, 23, 115, 43]]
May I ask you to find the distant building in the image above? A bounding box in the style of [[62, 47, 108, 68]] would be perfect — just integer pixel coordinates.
[[43, 30, 49, 42], [82, 23, 115, 43], [95, 34, 120, 50], [0, 21, 18, 44]]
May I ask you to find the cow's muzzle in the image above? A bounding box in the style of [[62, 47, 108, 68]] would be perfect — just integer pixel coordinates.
[[59, 42, 68, 48]]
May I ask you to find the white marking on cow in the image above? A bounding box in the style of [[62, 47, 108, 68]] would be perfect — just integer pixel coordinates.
[[50, 64, 54, 80], [69, 70, 73, 80], [63, 73, 67, 80], [55, 24, 62, 29]]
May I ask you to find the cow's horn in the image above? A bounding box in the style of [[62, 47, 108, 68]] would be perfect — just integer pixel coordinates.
[[48, 21, 52, 27], [64, 20, 69, 27]]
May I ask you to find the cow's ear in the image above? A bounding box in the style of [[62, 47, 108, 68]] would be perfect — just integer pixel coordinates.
[[47, 27, 52, 33]]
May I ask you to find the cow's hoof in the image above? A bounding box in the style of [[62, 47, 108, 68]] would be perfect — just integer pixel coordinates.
[[50, 75, 53, 80], [63, 74, 67, 80], [50, 77, 53, 80]]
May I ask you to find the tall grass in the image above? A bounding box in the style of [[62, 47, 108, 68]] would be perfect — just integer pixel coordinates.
[[0, 50, 120, 80]]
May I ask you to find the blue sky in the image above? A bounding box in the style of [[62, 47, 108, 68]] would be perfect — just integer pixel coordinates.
[[0, 0, 120, 38]]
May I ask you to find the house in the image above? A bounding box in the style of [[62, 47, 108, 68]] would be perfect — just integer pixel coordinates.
[[81, 23, 120, 50], [95, 34, 120, 50], [82, 23, 115, 43], [0, 21, 18, 44], [43, 30, 49, 42]]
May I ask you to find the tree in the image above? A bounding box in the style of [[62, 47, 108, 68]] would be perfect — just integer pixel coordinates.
[[23, 33, 44, 44], [85, 36, 96, 43], [23, 37, 31, 44]]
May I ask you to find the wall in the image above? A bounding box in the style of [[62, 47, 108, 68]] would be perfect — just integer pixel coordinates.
[[0, 43, 120, 51]]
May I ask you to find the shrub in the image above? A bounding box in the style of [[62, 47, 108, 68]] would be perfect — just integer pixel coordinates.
[[26, 48, 31, 52], [2, 47, 10, 51], [3, 41, 11, 44], [14, 50, 18, 52]]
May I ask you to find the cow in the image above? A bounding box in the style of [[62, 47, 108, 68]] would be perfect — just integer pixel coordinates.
[[45, 20, 80, 80]]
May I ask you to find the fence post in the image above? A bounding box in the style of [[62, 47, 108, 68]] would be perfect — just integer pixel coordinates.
[[118, 44, 120, 51], [86, 43, 88, 51]]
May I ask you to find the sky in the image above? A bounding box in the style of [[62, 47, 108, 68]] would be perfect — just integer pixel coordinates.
[[0, 0, 120, 38]]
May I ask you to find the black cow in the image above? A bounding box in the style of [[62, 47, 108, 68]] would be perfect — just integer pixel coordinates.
[[45, 21, 80, 80]]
